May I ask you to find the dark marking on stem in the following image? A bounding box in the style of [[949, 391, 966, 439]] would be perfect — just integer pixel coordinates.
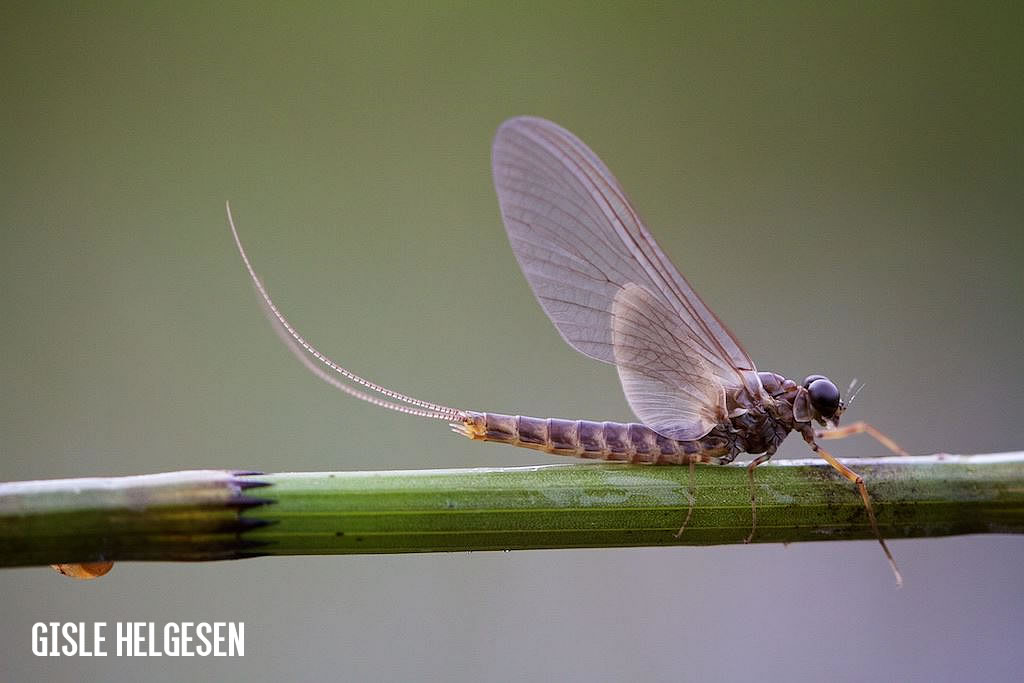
[[230, 518, 276, 532], [236, 480, 273, 491]]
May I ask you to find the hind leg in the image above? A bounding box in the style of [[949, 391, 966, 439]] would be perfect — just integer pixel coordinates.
[[673, 462, 697, 538], [673, 452, 731, 538]]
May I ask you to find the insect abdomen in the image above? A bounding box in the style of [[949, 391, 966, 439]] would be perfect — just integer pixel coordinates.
[[453, 411, 729, 464]]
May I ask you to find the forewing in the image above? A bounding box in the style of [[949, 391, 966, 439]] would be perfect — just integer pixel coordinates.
[[612, 284, 726, 440], [491, 116, 761, 398]]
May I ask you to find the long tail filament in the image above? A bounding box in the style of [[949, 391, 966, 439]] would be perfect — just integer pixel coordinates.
[[225, 202, 466, 422]]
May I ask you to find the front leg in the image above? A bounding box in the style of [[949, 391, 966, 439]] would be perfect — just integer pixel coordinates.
[[801, 427, 903, 585], [815, 421, 908, 457]]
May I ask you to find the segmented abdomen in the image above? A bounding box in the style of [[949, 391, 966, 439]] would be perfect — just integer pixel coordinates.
[[453, 411, 732, 464]]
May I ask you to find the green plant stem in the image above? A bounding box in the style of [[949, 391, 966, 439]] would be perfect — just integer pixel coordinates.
[[1, 453, 1022, 568]]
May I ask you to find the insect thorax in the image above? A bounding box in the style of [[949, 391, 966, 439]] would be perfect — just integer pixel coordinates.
[[719, 371, 802, 456]]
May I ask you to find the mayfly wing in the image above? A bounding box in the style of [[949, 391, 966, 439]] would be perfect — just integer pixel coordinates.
[[611, 283, 728, 440], [491, 117, 763, 437]]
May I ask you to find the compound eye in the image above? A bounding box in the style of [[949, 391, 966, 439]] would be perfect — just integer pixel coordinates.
[[807, 378, 840, 417], [802, 374, 827, 389]]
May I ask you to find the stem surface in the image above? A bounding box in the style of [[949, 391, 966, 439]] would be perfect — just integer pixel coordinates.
[[1, 453, 1022, 568]]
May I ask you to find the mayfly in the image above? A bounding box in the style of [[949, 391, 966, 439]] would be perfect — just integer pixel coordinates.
[[227, 116, 910, 584]]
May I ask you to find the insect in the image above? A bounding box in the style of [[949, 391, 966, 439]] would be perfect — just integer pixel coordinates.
[[227, 116, 909, 584]]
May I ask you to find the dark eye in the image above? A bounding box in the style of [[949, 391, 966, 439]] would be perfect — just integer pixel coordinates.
[[807, 378, 840, 417], [802, 374, 827, 389]]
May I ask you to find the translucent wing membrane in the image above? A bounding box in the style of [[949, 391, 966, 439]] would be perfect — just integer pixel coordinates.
[[612, 284, 728, 440], [492, 117, 761, 399], [491, 117, 762, 436]]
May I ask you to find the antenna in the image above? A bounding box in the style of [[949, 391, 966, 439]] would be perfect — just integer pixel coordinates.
[[846, 378, 866, 408]]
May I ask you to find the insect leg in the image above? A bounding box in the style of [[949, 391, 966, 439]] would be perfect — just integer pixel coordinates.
[[809, 441, 903, 586], [673, 462, 697, 538], [743, 451, 775, 544], [815, 421, 909, 456]]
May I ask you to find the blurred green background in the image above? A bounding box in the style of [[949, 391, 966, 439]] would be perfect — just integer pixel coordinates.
[[2, 2, 1022, 681]]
